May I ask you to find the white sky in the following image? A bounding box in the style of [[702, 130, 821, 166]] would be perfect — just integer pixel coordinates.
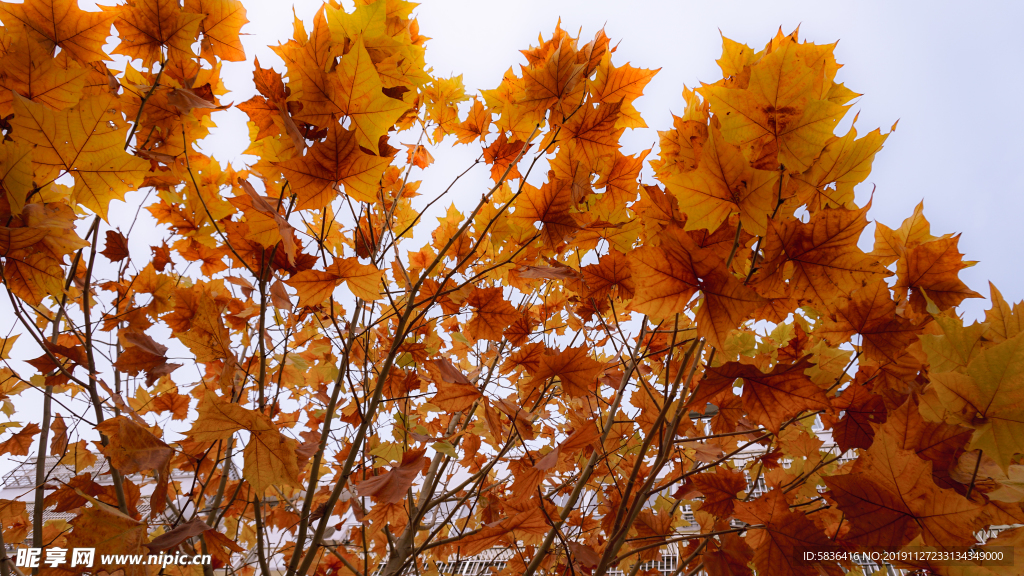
[[3, 0, 1021, 478]]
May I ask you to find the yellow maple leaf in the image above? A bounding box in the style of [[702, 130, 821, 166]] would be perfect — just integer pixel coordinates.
[[186, 0, 248, 62], [791, 124, 890, 212], [592, 58, 659, 130], [922, 332, 1024, 473], [3, 252, 64, 305], [662, 124, 779, 235], [0, 0, 114, 63], [277, 123, 392, 210], [336, 37, 410, 154], [285, 269, 342, 308], [11, 93, 148, 220], [107, 0, 205, 68], [329, 257, 383, 302], [0, 30, 86, 118], [702, 36, 849, 173], [190, 392, 300, 493], [175, 291, 232, 362], [0, 141, 33, 215]]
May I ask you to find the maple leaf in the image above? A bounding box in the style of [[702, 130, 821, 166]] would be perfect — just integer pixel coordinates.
[[531, 347, 606, 399], [454, 508, 549, 557], [824, 427, 984, 547], [334, 37, 409, 153], [734, 490, 839, 576], [581, 250, 635, 301], [66, 500, 148, 576], [694, 267, 764, 350], [703, 35, 849, 172], [185, 0, 248, 62], [453, 97, 491, 143], [560, 101, 623, 173], [329, 257, 384, 301], [11, 93, 148, 220], [95, 416, 172, 513], [630, 226, 760, 344], [871, 200, 940, 265], [985, 283, 1024, 344], [0, 423, 40, 456], [464, 287, 519, 342], [0, 0, 115, 63], [629, 236, 700, 319], [754, 204, 887, 307], [592, 59, 659, 129], [920, 331, 1024, 472], [404, 143, 434, 169], [816, 280, 919, 365], [825, 379, 886, 452], [101, 230, 131, 262], [107, 0, 204, 68], [696, 359, 829, 434], [174, 291, 232, 362], [791, 124, 889, 212], [95, 416, 172, 475], [662, 124, 780, 235], [50, 413, 68, 455], [277, 123, 392, 209], [0, 141, 33, 215], [285, 269, 342, 308], [431, 382, 481, 414], [894, 234, 981, 313], [59, 439, 98, 473], [521, 32, 586, 113], [919, 314, 989, 375], [513, 178, 579, 247], [190, 392, 300, 492], [595, 150, 649, 212], [0, 30, 87, 119], [145, 516, 212, 553], [356, 448, 427, 504], [703, 529, 754, 576], [483, 134, 529, 182], [692, 467, 747, 518], [231, 178, 297, 264]]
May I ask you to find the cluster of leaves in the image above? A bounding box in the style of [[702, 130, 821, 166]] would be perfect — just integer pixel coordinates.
[[0, 0, 1021, 575]]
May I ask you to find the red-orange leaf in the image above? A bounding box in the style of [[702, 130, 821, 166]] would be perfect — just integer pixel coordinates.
[[692, 467, 747, 518], [895, 235, 981, 313], [532, 347, 606, 398], [465, 287, 519, 341], [824, 427, 984, 548], [432, 382, 481, 414], [277, 123, 392, 209], [355, 448, 428, 504], [697, 359, 829, 434], [0, 423, 40, 456], [817, 280, 919, 365], [735, 490, 839, 576]]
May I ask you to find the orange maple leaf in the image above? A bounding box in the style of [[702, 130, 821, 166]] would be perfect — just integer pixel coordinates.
[[734, 490, 840, 576], [696, 358, 829, 434], [824, 428, 984, 548], [0, 0, 115, 63], [277, 123, 392, 209], [355, 448, 428, 504], [0, 423, 40, 456]]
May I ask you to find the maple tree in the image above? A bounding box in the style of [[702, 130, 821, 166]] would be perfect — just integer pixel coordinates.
[[0, 1, 1020, 575]]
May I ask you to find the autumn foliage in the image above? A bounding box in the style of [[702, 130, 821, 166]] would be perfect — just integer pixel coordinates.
[[0, 1, 1021, 575]]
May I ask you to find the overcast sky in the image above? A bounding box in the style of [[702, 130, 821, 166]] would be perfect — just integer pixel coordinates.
[[199, 0, 1024, 323]]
